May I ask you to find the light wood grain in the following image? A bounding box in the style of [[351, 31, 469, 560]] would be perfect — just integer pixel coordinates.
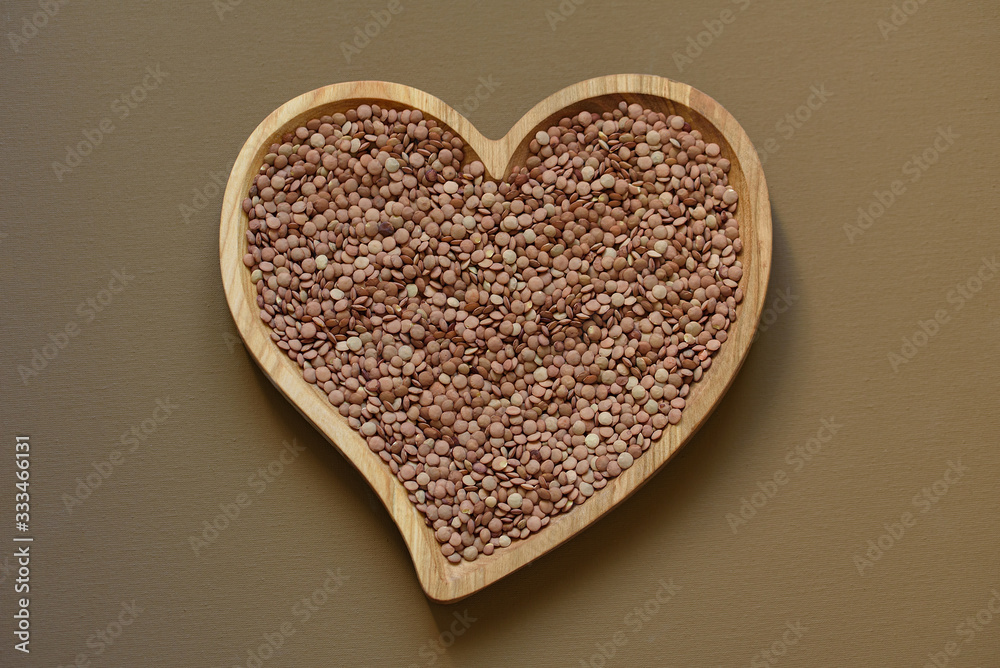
[[220, 75, 771, 603]]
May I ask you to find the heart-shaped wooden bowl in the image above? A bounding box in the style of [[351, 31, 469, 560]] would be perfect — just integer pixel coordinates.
[[220, 74, 771, 602]]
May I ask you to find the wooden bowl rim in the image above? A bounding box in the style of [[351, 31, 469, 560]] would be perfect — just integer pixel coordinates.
[[220, 74, 772, 602]]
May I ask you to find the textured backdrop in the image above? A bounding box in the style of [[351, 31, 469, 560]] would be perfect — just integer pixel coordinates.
[[2, 1, 998, 666]]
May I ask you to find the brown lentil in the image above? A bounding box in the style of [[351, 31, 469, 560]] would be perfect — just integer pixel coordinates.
[[241, 101, 743, 561]]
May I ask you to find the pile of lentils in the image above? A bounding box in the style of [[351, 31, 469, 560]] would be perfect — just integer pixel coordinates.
[[241, 101, 744, 563]]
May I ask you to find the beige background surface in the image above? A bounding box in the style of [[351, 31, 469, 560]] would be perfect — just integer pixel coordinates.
[[2, 1, 998, 666]]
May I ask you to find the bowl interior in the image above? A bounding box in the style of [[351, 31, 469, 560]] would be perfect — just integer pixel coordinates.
[[239, 96, 487, 188], [506, 92, 744, 184]]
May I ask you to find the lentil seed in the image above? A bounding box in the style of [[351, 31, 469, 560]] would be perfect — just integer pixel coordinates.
[[242, 101, 743, 561]]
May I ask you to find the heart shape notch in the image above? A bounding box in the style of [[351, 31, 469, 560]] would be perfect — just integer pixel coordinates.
[[220, 75, 771, 602]]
